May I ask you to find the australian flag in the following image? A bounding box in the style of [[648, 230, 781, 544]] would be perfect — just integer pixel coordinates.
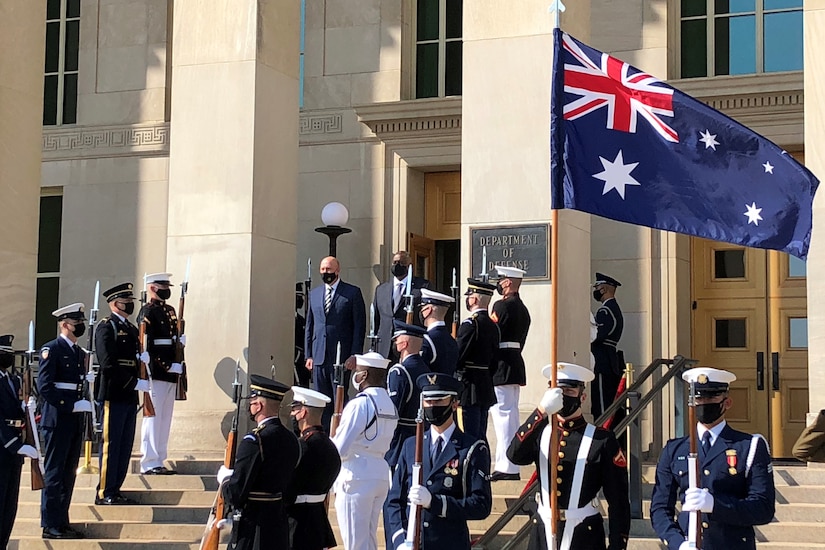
[[550, 29, 819, 259]]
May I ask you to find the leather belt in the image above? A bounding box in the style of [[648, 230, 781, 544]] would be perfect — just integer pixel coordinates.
[[499, 342, 521, 349], [248, 491, 282, 502], [294, 494, 326, 504], [54, 382, 81, 391], [558, 501, 600, 522], [397, 418, 417, 427], [153, 339, 174, 346], [4, 419, 24, 428]]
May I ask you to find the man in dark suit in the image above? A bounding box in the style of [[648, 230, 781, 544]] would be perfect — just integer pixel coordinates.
[[373, 250, 429, 360], [591, 272, 624, 418], [385, 372, 492, 549], [304, 256, 367, 429], [650, 368, 775, 550]]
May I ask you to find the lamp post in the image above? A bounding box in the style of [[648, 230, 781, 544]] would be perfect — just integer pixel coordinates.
[[314, 202, 352, 257]]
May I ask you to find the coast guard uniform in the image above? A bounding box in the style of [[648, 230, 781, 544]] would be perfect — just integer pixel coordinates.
[[419, 289, 459, 377], [0, 336, 26, 547]]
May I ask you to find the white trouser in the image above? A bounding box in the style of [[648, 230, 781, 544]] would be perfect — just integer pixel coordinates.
[[491, 384, 521, 474], [140, 380, 176, 471], [335, 477, 389, 550]]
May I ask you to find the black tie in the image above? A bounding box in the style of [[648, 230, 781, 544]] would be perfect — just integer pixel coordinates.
[[433, 436, 443, 463], [701, 431, 712, 456]]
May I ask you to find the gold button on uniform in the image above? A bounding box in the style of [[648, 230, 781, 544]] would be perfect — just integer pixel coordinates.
[[704, 469, 710, 476], [563, 431, 570, 437], [702, 522, 709, 528], [560, 441, 567, 447], [557, 465, 563, 471], [558, 452, 565, 459], [556, 477, 563, 484], [556, 490, 562, 496]]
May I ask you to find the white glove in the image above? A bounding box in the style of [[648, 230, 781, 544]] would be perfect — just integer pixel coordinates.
[[217, 465, 234, 484], [539, 387, 564, 415], [85, 371, 96, 383], [27, 396, 36, 410], [683, 487, 714, 513], [169, 362, 183, 375], [216, 517, 232, 531], [176, 334, 187, 347], [678, 542, 690, 550], [17, 444, 38, 459], [408, 485, 433, 509], [135, 379, 151, 393], [72, 400, 93, 413], [138, 351, 151, 365]]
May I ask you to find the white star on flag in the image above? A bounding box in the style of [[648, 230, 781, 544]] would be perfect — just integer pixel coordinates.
[[593, 150, 641, 200], [744, 202, 763, 226], [699, 130, 719, 150], [763, 161, 774, 174]]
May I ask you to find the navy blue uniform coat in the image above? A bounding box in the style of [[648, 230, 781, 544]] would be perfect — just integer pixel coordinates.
[[0, 371, 24, 547], [385, 354, 430, 469], [421, 324, 459, 377]]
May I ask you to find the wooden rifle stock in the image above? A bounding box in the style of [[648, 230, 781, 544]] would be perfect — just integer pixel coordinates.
[[21, 367, 44, 491], [175, 292, 188, 401], [138, 320, 155, 417]]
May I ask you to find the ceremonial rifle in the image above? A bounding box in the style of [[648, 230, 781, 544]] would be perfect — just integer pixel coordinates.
[[403, 394, 425, 550], [450, 267, 459, 338], [367, 302, 379, 352], [687, 381, 703, 549], [78, 281, 101, 474], [200, 359, 243, 550], [22, 321, 45, 490], [330, 342, 345, 437], [404, 264, 415, 324], [174, 258, 190, 401], [479, 245, 489, 283]]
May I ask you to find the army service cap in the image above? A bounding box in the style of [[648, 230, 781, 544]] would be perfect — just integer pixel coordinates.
[[494, 265, 526, 279], [392, 319, 426, 340], [594, 272, 621, 287], [248, 374, 289, 401], [355, 352, 391, 370], [420, 288, 455, 307], [541, 362, 595, 387], [52, 303, 87, 322], [465, 278, 496, 296], [103, 282, 136, 302], [145, 273, 174, 286], [0, 334, 13, 354], [682, 367, 736, 396], [291, 386, 331, 409], [417, 372, 462, 400]]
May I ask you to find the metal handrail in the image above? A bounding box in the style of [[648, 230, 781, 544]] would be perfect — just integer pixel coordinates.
[[472, 355, 697, 549]]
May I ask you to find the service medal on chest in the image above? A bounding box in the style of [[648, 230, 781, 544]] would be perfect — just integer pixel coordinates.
[[726, 449, 738, 475]]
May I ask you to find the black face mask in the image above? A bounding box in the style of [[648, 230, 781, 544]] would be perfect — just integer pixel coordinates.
[[465, 298, 472, 311], [290, 414, 302, 437], [418, 309, 427, 325], [72, 323, 87, 338], [120, 302, 135, 316], [559, 394, 581, 417], [592, 289, 603, 302], [696, 401, 726, 425], [392, 263, 407, 278], [423, 404, 454, 427], [321, 272, 337, 285], [157, 288, 172, 300], [0, 354, 14, 371], [495, 283, 504, 295]]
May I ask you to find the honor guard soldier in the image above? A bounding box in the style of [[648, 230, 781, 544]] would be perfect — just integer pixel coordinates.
[[95, 282, 146, 505], [1, 335, 35, 547], [217, 375, 301, 550], [591, 273, 624, 418], [419, 289, 459, 376], [138, 273, 184, 475], [455, 279, 500, 441], [286, 386, 341, 550], [650, 368, 775, 550], [507, 362, 630, 550], [385, 372, 492, 549], [331, 352, 398, 550], [489, 265, 531, 482], [38, 303, 95, 539]]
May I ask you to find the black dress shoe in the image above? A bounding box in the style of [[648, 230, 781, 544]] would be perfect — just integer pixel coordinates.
[[42, 527, 66, 539], [96, 495, 135, 505], [143, 466, 177, 475], [490, 471, 521, 482], [61, 526, 83, 539]]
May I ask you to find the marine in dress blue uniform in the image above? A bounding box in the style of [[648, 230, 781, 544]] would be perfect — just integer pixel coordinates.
[[590, 273, 624, 418], [419, 289, 459, 377], [385, 372, 492, 549], [650, 368, 775, 550], [94, 282, 144, 505], [37, 303, 92, 539]]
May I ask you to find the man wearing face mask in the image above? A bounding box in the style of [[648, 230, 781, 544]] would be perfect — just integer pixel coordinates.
[[331, 352, 398, 550], [305, 256, 367, 431], [385, 372, 492, 549], [488, 265, 531, 482], [138, 273, 184, 475], [94, 282, 146, 505], [285, 386, 341, 550], [650, 368, 775, 550], [590, 273, 624, 419], [0, 334, 36, 548], [508, 362, 630, 550], [37, 303, 94, 539], [455, 279, 500, 442], [216, 375, 301, 550], [373, 251, 430, 361], [419, 289, 459, 377]]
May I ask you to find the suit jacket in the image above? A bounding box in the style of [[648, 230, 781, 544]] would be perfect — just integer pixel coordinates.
[[386, 427, 492, 549], [650, 423, 775, 550], [305, 280, 366, 367], [792, 409, 825, 462], [373, 276, 429, 358], [37, 337, 86, 429]]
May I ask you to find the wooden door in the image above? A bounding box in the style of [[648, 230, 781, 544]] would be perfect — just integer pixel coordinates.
[[409, 233, 436, 283]]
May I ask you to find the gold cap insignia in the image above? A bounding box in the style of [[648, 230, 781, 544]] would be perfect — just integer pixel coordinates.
[[698, 374, 708, 383]]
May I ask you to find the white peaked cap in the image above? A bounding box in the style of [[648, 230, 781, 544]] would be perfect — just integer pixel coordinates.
[[291, 386, 331, 408], [494, 265, 527, 278], [541, 362, 595, 383]]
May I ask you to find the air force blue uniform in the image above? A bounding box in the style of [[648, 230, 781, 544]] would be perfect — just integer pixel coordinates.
[[591, 297, 623, 417], [37, 337, 86, 530], [385, 353, 430, 469], [650, 424, 775, 550], [421, 323, 459, 377]]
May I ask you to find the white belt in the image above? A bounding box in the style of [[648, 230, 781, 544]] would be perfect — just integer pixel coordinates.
[[560, 501, 600, 522], [499, 342, 521, 349], [153, 338, 174, 345], [294, 493, 326, 504], [54, 382, 80, 391]]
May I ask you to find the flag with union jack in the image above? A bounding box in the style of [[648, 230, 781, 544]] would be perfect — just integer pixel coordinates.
[[550, 29, 819, 259]]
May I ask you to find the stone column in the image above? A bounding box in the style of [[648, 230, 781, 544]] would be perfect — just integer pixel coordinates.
[[166, 0, 300, 453], [804, 3, 825, 422], [0, 1, 44, 335], [462, 1, 592, 409]]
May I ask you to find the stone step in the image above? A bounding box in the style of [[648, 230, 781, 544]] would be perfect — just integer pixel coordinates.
[[9, 539, 205, 550], [11, 519, 205, 540], [16, 502, 212, 523], [70, 473, 218, 491], [18, 488, 215, 506]]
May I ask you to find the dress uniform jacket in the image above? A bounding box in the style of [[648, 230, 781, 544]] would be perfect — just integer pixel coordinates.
[[385, 353, 430, 468], [455, 311, 499, 409], [95, 316, 140, 404], [0, 371, 25, 547], [285, 424, 341, 550], [137, 300, 182, 385], [385, 427, 492, 549], [490, 293, 530, 386], [650, 423, 776, 550], [591, 298, 623, 377], [421, 323, 459, 377], [508, 412, 630, 550], [792, 409, 825, 462], [223, 417, 301, 550]]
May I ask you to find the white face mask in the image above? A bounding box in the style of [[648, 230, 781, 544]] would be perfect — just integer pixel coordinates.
[[352, 371, 366, 391]]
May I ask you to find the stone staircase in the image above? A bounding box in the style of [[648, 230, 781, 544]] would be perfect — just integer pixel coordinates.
[[9, 459, 825, 549]]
